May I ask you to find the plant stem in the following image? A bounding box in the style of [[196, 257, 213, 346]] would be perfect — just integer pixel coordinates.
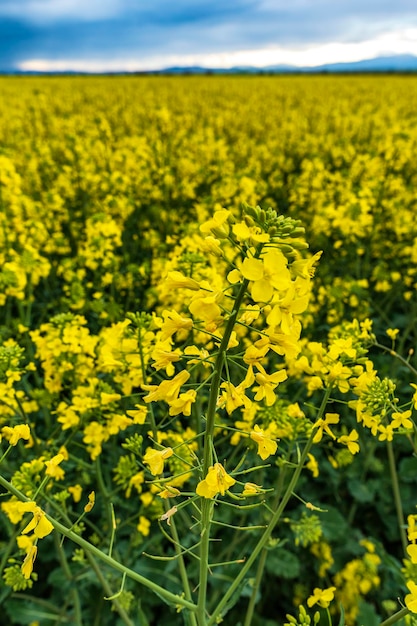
[[379, 607, 409, 626], [243, 456, 289, 626], [0, 473, 197, 614], [386, 439, 408, 555], [206, 386, 333, 626], [196, 277, 250, 626]]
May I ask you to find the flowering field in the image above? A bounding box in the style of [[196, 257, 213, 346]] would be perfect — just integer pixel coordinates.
[[1, 74, 417, 626]]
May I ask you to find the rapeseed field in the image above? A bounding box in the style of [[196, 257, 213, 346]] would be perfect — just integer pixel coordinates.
[[1, 75, 417, 626]]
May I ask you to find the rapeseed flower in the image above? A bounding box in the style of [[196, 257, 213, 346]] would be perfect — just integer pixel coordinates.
[[240, 248, 291, 303], [143, 447, 174, 475], [196, 463, 236, 498], [21, 504, 54, 539], [312, 413, 340, 443], [1, 424, 31, 446], [405, 581, 417, 613], [250, 425, 278, 460], [307, 586, 336, 608], [21, 545, 38, 580], [142, 370, 190, 404]]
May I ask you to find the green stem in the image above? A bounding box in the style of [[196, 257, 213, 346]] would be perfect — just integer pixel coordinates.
[[379, 607, 410, 626], [84, 551, 135, 626], [386, 440, 408, 555], [243, 548, 267, 626], [243, 456, 289, 626], [0, 473, 197, 614], [138, 324, 197, 626], [53, 532, 83, 626], [196, 277, 250, 626], [206, 386, 333, 626]]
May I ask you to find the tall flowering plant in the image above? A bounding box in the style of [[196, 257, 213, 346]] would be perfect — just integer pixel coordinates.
[[1, 204, 416, 626]]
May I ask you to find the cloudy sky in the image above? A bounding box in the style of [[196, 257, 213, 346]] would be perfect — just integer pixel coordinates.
[[1, 0, 417, 72]]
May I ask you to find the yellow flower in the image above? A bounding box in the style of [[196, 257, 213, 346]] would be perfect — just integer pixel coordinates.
[[142, 370, 190, 404], [163, 271, 200, 291], [126, 404, 147, 424], [312, 413, 340, 443], [1, 424, 31, 446], [306, 453, 319, 477], [159, 310, 193, 341], [386, 328, 399, 340], [405, 580, 417, 613], [137, 515, 151, 536], [158, 486, 181, 499], [68, 484, 83, 503], [218, 381, 252, 415], [391, 410, 413, 429], [200, 209, 231, 237], [307, 586, 336, 608], [84, 491, 95, 512], [250, 425, 278, 460], [407, 543, 417, 563], [337, 429, 360, 454], [45, 454, 65, 479], [21, 504, 54, 539], [196, 463, 236, 498], [100, 392, 122, 405], [240, 248, 291, 303], [143, 447, 174, 475], [242, 482, 263, 496], [21, 544, 38, 580], [168, 389, 197, 416], [252, 365, 288, 406]]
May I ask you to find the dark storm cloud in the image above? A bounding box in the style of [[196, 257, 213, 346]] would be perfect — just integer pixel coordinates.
[[1, 0, 417, 70]]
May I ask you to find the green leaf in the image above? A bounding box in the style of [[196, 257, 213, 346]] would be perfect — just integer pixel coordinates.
[[399, 456, 417, 482], [337, 604, 345, 626], [356, 600, 380, 626], [321, 506, 349, 542], [265, 548, 300, 579], [347, 478, 376, 503]]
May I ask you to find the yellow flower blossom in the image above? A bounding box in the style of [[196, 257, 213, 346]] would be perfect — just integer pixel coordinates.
[[218, 381, 252, 415], [1, 424, 31, 446], [307, 586, 336, 608], [68, 484, 83, 503], [158, 486, 181, 499], [405, 581, 417, 613], [242, 482, 263, 496], [45, 454, 65, 480], [21, 544, 38, 580], [386, 328, 399, 340], [250, 424, 278, 460], [196, 463, 236, 498], [142, 370, 190, 404], [252, 364, 288, 406], [84, 491, 95, 512], [163, 271, 200, 291], [168, 389, 197, 416], [391, 410, 413, 429], [159, 310, 193, 342], [407, 543, 417, 563], [137, 515, 151, 536], [143, 447, 174, 475], [312, 413, 340, 443], [337, 429, 360, 454], [306, 453, 319, 477], [126, 404, 147, 424], [21, 504, 54, 539], [240, 248, 291, 303]]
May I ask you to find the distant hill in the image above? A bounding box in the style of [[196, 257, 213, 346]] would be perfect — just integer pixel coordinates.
[[3, 54, 417, 76], [157, 54, 417, 75]]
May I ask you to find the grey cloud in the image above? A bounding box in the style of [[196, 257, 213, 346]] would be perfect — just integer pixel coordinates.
[[1, 0, 417, 70]]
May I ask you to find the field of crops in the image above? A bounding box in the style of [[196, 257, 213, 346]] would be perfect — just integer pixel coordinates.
[[1, 74, 417, 626]]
